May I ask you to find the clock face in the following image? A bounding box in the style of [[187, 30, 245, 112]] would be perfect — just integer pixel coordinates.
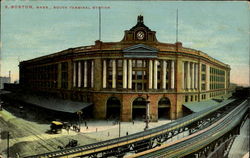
[[136, 31, 145, 40]]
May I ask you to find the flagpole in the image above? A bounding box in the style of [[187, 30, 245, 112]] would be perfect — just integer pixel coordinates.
[[99, 7, 101, 41], [176, 9, 178, 43]]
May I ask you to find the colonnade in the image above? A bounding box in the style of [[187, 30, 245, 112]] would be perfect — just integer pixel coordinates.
[[73, 60, 94, 88], [182, 61, 199, 90], [102, 59, 175, 90]]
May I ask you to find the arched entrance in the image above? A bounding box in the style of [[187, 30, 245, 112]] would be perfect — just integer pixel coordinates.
[[106, 97, 121, 120], [132, 97, 147, 120], [158, 97, 171, 119]]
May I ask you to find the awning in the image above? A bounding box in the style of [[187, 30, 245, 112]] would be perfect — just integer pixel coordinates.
[[183, 99, 235, 112], [183, 100, 220, 112], [3, 93, 92, 113]]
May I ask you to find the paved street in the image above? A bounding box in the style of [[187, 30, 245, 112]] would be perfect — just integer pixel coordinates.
[[0, 109, 97, 157], [0, 106, 170, 157]]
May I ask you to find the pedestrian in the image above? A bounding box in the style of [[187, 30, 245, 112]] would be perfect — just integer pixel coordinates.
[[126, 132, 128, 136]]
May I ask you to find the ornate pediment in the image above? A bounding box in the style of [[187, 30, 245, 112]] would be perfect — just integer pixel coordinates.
[[123, 44, 158, 58]]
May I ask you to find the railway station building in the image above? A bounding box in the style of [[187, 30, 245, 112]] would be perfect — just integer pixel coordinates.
[[18, 16, 231, 121]]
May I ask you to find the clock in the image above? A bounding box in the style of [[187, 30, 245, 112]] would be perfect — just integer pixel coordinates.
[[136, 31, 145, 40]]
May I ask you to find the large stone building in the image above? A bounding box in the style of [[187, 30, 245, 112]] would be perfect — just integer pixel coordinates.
[[19, 16, 230, 121]]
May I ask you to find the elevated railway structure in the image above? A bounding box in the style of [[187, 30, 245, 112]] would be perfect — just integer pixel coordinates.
[[26, 98, 249, 158], [129, 99, 249, 158]]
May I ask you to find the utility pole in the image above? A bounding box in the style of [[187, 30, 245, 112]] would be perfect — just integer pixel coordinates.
[[145, 95, 150, 130], [77, 111, 83, 132]]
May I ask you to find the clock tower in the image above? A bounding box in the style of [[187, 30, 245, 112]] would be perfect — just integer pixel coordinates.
[[121, 15, 158, 43]]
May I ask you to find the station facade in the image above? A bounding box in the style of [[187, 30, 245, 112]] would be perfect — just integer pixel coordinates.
[[19, 16, 231, 121]]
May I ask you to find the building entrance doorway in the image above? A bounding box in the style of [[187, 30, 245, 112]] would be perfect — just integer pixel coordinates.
[[106, 97, 121, 120], [132, 97, 147, 120], [158, 97, 171, 119]]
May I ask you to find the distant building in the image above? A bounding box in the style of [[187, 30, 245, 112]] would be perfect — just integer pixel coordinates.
[[0, 71, 11, 89], [18, 16, 231, 121]]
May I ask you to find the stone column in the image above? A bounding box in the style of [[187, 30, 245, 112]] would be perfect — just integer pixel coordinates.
[[91, 60, 94, 88], [94, 58, 102, 91], [128, 59, 132, 89], [123, 60, 127, 89], [192, 62, 195, 89], [73, 61, 76, 87], [224, 70, 227, 89], [149, 60, 153, 89], [195, 63, 198, 89], [68, 60, 73, 90], [206, 65, 210, 91], [153, 60, 158, 89], [78, 61, 81, 87], [187, 61, 190, 89], [84, 61, 88, 87], [103, 60, 107, 88], [171, 60, 175, 89], [199, 63, 202, 92], [182, 61, 185, 89], [112, 60, 116, 89], [162, 60, 167, 89]]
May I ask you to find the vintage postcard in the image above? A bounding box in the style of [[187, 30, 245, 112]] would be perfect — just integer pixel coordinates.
[[0, 1, 249, 157]]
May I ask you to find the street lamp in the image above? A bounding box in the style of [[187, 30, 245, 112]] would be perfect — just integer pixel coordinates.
[[145, 95, 150, 130], [77, 111, 83, 132], [118, 121, 121, 138]]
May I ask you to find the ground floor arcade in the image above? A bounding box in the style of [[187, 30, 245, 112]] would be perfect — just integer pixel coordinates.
[[92, 93, 184, 122]]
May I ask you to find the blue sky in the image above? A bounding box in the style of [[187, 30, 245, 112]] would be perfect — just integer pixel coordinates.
[[0, 1, 249, 86]]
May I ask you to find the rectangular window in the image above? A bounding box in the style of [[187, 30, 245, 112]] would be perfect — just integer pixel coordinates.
[[137, 71, 143, 80], [132, 71, 136, 80], [108, 60, 112, 67], [202, 74, 206, 81], [117, 82, 123, 89], [202, 64, 206, 72], [143, 61, 147, 67], [137, 60, 143, 67], [132, 83, 136, 90], [117, 60, 123, 67], [157, 71, 161, 80], [137, 83, 143, 90], [132, 60, 136, 67], [143, 71, 147, 79], [117, 71, 122, 80], [108, 71, 112, 80], [202, 83, 206, 90]]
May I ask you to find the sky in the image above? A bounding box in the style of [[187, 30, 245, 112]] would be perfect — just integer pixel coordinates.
[[0, 1, 249, 86]]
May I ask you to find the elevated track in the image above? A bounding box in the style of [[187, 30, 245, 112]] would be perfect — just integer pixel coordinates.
[[26, 98, 248, 158]]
